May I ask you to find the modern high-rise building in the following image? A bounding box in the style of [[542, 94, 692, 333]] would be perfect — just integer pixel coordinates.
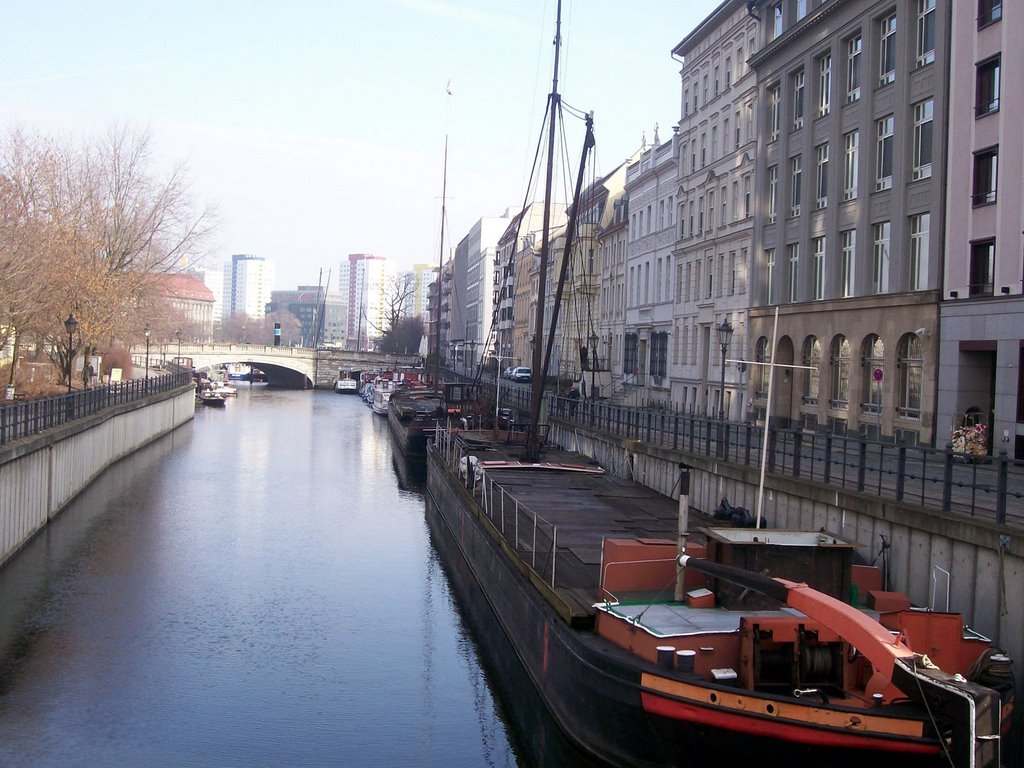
[[223, 254, 275, 322], [339, 253, 390, 351]]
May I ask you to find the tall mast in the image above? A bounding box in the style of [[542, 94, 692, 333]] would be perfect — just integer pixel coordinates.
[[526, 0, 563, 461], [433, 83, 452, 394]]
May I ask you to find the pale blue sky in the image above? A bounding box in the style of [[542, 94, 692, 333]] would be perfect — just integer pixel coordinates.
[[1, 0, 720, 289]]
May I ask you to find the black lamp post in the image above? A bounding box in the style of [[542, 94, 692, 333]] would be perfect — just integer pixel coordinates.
[[64, 313, 78, 394], [144, 325, 151, 391], [176, 329, 182, 364], [716, 319, 734, 421]]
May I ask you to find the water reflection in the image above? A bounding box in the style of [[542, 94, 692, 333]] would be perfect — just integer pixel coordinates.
[[0, 390, 530, 767]]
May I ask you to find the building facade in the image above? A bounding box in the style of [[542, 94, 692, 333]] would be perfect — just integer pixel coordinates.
[[224, 254, 275, 322], [937, 0, 1021, 457], [748, 0, 948, 446], [672, 0, 759, 419]]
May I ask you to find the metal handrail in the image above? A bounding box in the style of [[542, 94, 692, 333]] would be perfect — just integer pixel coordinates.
[[0, 371, 192, 447]]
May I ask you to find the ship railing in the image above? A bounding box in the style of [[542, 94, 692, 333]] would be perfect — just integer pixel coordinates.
[[435, 426, 562, 589]]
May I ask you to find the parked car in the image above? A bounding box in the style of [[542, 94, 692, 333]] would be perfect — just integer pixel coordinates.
[[503, 366, 516, 379], [510, 366, 532, 383]]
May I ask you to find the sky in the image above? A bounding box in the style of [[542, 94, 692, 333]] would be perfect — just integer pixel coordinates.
[[1, 0, 721, 291]]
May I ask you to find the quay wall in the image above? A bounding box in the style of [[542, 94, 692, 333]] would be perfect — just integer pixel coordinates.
[[550, 422, 1024, 682], [0, 386, 195, 569]]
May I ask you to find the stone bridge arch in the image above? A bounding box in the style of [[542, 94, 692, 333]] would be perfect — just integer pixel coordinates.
[[170, 344, 420, 389]]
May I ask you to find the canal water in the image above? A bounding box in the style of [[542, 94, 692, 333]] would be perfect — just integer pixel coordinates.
[[0, 387, 588, 767]]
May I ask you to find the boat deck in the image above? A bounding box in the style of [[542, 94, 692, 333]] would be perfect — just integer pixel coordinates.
[[452, 432, 721, 623]]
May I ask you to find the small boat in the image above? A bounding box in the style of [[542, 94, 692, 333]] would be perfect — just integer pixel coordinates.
[[210, 382, 237, 397], [387, 388, 444, 457], [196, 389, 227, 407]]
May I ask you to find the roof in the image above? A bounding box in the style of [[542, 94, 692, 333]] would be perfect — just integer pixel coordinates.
[[159, 273, 216, 302]]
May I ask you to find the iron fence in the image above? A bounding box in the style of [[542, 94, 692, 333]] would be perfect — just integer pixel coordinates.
[[0, 372, 193, 447], [543, 395, 1023, 528]]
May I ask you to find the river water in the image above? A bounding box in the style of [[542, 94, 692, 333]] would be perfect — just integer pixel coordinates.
[[0, 387, 567, 767]]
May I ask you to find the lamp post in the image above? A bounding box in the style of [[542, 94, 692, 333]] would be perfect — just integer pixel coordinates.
[[176, 329, 182, 365], [144, 325, 151, 391], [64, 314, 78, 394], [716, 319, 734, 421]]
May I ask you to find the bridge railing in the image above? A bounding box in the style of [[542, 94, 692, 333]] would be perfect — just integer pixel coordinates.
[[0, 371, 192, 447]]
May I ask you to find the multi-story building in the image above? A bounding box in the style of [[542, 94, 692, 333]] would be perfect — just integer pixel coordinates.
[[266, 286, 346, 347], [160, 273, 216, 341], [748, 0, 948, 445], [451, 210, 511, 370], [338, 253, 390, 351], [623, 135, 679, 408], [938, 0, 1021, 457], [672, 1, 759, 419], [224, 254, 275, 322], [598, 187, 629, 388]]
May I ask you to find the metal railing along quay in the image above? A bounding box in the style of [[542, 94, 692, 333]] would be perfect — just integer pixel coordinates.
[[540, 395, 1023, 528], [0, 371, 192, 447]]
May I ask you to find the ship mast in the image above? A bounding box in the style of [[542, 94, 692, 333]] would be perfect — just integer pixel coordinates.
[[433, 83, 452, 394], [525, 0, 564, 462]]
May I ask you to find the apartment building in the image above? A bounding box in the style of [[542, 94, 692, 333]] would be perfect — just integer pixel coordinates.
[[748, 0, 948, 445], [937, 0, 1020, 457], [672, 0, 759, 419]]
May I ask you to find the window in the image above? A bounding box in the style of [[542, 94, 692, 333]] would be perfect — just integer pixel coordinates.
[[909, 212, 930, 291], [812, 236, 825, 300], [843, 130, 859, 200], [744, 176, 751, 217], [624, 332, 638, 374], [841, 229, 856, 297], [788, 243, 800, 303], [797, 0, 808, 20], [651, 332, 668, 379], [972, 147, 998, 206], [816, 143, 829, 208], [969, 239, 995, 297], [703, 74, 709, 104], [701, 133, 707, 167], [714, 66, 720, 97], [735, 110, 741, 148], [818, 54, 831, 117], [792, 69, 805, 130], [830, 335, 851, 409], [861, 335, 885, 415], [912, 99, 933, 180], [771, 2, 784, 40], [755, 337, 771, 397], [976, 56, 1001, 117], [770, 83, 778, 143], [683, 88, 690, 116], [729, 251, 737, 295], [790, 155, 802, 217], [765, 249, 776, 305], [846, 35, 862, 102], [723, 119, 729, 154], [916, 0, 935, 67], [879, 13, 896, 86], [708, 191, 715, 230], [876, 115, 893, 191], [725, 58, 732, 88], [872, 222, 890, 293], [803, 336, 822, 404], [978, 0, 1002, 28], [768, 165, 778, 222], [897, 333, 923, 419]]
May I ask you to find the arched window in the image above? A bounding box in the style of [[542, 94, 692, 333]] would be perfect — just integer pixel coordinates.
[[829, 335, 851, 409], [755, 336, 770, 397], [897, 333, 923, 419], [802, 336, 822, 404], [861, 335, 885, 414]]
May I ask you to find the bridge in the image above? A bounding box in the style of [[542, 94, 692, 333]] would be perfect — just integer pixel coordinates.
[[167, 344, 420, 389]]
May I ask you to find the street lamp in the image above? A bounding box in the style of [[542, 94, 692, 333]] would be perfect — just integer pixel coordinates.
[[144, 325, 151, 391], [716, 319, 734, 421], [64, 313, 78, 394], [176, 329, 182, 365]]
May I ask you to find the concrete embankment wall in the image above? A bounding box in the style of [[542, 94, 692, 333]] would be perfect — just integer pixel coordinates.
[[550, 421, 1024, 684], [0, 386, 195, 569]]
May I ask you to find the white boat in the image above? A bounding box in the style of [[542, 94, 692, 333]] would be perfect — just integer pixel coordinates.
[[334, 378, 358, 394], [371, 378, 396, 415], [211, 382, 237, 397]]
